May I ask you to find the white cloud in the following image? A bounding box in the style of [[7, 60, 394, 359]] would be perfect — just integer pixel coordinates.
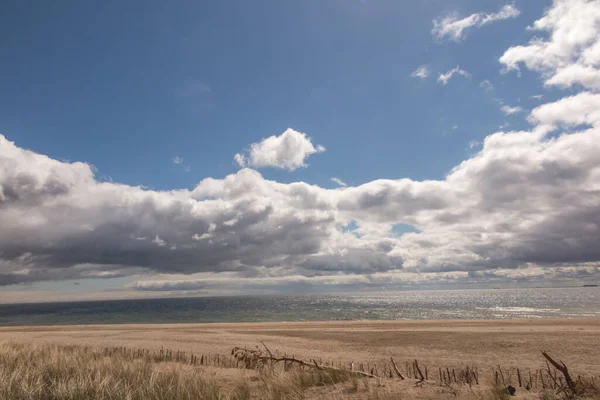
[[530, 94, 544, 100], [234, 128, 325, 171], [480, 80, 495, 92], [331, 177, 347, 187], [233, 153, 246, 167], [438, 66, 471, 85], [432, 3, 520, 42], [500, 0, 600, 92], [410, 65, 429, 79], [545, 64, 600, 90], [501, 105, 524, 115], [529, 92, 600, 128]]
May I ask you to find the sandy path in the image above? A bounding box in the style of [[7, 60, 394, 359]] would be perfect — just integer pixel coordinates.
[[1, 318, 598, 375]]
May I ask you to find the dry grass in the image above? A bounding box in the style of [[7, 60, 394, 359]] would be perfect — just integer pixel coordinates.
[[2, 341, 599, 400], [0, 342, 355, 400], [0, 341, 221, 400], [255, 367, 354, 400], [483, 382, 511, 400]]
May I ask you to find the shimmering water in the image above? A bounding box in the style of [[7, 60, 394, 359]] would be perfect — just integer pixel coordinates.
[[1, 287, 599, 326]]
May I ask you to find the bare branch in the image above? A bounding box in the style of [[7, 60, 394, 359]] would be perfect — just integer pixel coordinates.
[[414, 359, 425, 381], [390, 357, 405, 380], [232, 345, 376, 378], [260, 341, 274, 358], [541, 351, 579, 397]]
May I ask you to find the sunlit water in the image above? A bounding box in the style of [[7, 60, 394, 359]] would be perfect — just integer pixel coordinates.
[[1, 287, 599, 326]]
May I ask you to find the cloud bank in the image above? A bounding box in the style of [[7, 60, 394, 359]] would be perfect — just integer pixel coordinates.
[[1, 0, 600, 294]]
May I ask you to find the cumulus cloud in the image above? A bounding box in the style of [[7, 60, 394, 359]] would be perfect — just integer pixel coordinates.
[[432, 3, 520, 42], [545, 64, 600, 90], [501, 105, 524, 115], [438, 66, 471, 85], [410, 65, 429, 79], [234, 128, 325, 171], [500, 0, 600, 92], [529, 92, 600, 128], [2, 0, 600, 293], [331, 177, 347, 187]]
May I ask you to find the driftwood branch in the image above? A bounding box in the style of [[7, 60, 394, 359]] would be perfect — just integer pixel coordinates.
[[231, 343, 589, 395], [541, 351, 579, 397], [261, 341, 274, 359], [312, 359, 322, 370], [232, 345, 376, 378], [390, 357, 405, 380], [414, 359, 425, 381]]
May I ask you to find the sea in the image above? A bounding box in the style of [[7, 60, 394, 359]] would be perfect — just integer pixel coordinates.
[[0, 287, 599, 326]]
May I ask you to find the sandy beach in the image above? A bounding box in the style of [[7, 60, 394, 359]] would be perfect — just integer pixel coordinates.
[[1, 318, 599, 376]]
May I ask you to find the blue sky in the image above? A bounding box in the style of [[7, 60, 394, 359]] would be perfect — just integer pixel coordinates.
[[2, 0, 600, 302], [3, 0, 544, 188]]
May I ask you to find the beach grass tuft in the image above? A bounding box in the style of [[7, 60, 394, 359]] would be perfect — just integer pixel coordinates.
[[0, 341, 221, 400]]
